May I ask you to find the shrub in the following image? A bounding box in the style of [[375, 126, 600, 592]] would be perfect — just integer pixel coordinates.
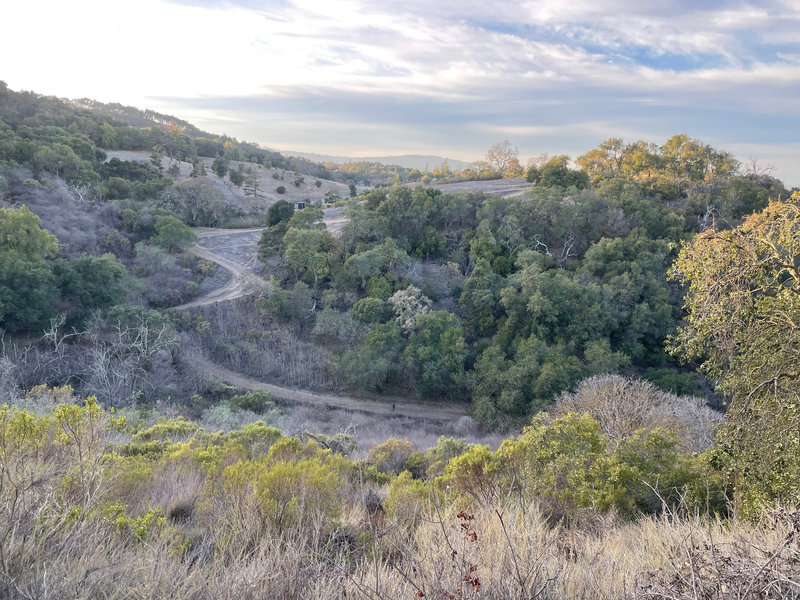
[[228, 390, 272, 413], [276, 185, 286, 194], [351, 297, 386, 324], [369, 437, 413, 474]]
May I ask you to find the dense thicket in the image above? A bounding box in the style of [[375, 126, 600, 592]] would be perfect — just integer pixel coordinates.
[[259, 139, 790, 427]]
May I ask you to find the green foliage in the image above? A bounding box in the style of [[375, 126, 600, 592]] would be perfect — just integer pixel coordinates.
[[228, 167, 244, 187], [132, 417, 199, 443], [498, 413, 623, 517], [0, 250, 57, 332], [669, 193, 800, 516], [103, 176, 131, 200], [227, 390, 272, 413], [337, 322, 405, 393], [283, 228, 337, 285], [276, 185, 286, 194], [577, 135, 738, 194], [369, 437, 414, 474], [366, 275, 393, 300], [344, 247, 386, 288], [228, 421, 282, 457], [442, 444, 503, 505], [385, 470, 429, 522], [287, 206, 325, 230], [211, 155, 228, 179], [33, 142, 98, 186], [460, 259, 500, 335], [537, 155, 589, 189], [0, 206, 60, 331], [290, 281, 315, 328], [0, 204, 58, 259], [351, 297, 386, 324], [152, 216, 196, 252], [267, 199, 294, 226], [403, 311, 465, 397], [258, 220, 289, 258], [260, 288, 291, 322], [54, 253, 128, 324]]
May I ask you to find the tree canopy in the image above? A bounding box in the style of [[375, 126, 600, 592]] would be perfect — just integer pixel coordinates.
[[669, 192, 800, 515]]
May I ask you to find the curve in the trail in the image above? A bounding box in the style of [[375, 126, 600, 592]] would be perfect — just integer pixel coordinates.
[[173, 227, 269, 310], [175, 226, 467, 422]]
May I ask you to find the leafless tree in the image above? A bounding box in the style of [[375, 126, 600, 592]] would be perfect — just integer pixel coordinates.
[[486, 140, 519, 175]]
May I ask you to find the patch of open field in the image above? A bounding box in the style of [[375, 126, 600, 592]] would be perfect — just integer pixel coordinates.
[[427, 176, 533, 197]]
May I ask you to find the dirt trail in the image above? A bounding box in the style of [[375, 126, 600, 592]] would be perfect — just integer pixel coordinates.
[[173, 230, 269, 310], [175, 226, 467, 421], [199, 357, 465, 421]]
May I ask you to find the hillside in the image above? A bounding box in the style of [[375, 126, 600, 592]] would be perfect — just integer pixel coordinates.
[[2, 81, 800, 599], [104, 149, 352, 207], [287, 150, 472, 172]]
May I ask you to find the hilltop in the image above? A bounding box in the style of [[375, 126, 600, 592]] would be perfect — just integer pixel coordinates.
[[286, 150, 472, 172]]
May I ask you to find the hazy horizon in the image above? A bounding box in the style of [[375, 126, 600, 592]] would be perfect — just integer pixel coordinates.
[[3, 0, 798, 185]]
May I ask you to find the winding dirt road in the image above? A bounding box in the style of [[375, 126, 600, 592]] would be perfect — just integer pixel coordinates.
[[175, 242, 269, 309], [176, 225, 467, 422]]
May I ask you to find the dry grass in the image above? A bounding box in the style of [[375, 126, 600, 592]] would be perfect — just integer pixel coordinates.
[[5, 487, 798, 599], [2, 397, 798, 600]]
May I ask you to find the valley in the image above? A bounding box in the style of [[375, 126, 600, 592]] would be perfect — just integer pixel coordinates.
[[1, 78, 798, 600]]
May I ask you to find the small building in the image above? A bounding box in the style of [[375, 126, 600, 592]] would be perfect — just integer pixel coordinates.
[[296, 201, 305, 210]]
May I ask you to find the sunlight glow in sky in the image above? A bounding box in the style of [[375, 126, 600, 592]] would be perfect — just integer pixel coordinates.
[[2, 0, 799, 184]]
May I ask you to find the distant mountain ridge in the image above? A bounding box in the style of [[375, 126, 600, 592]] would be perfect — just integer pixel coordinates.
[[284, 151, 472, 172]]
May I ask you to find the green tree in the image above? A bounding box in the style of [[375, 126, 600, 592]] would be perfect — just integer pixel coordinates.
[[351, 297, 385, 324], [496, 413, 625, 518], [283, 228, 337, 286], [152, 216, 197, 252], [403, 311, 465, 397], [338, 322, 406, 393], [0, 205, 58, 259], [459, 259, 500, 335], [267, 200, 294, 226], [228, 166, 245, 187], [344, 247, 385, 288], [211, 156, 229, 179], [538, 155, 589, 189], [287, 206, 325, 230], [33, 143, 98, 186], [669, 193, 800, 515], [0, 254, 56, 332], [54, 253, 128, 324], [0, 206, 59, 332]]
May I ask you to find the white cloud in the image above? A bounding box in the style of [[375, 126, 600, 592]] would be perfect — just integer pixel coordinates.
[[1, 0, 798, 185]]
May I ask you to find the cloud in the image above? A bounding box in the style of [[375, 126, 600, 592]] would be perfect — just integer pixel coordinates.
[[2, 0, 798, 185]]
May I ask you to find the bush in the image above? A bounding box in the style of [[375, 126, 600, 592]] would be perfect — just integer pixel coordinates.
[[351, 297, 386, 324], [276, 185, 286, 194], [369, 437, 414, 474], [228, 390, 272, 413], [260, 289, 291, 322], [152, 216, 196, 252]]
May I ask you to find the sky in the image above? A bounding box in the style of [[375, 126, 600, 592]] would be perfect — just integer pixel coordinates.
[[2, 0, 799, 185]]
